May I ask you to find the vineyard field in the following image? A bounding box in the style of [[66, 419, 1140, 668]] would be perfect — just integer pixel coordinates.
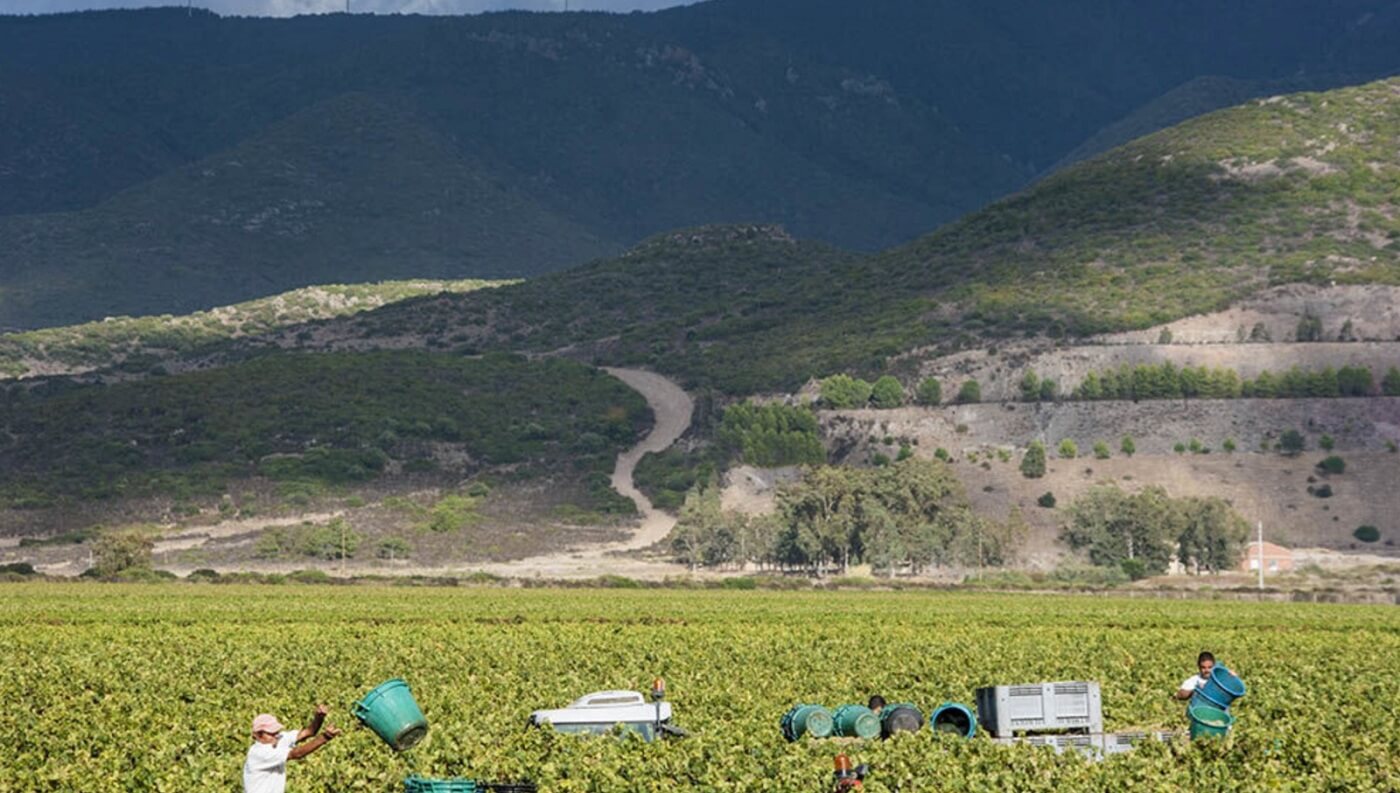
[[1, 584, 1397, 791]]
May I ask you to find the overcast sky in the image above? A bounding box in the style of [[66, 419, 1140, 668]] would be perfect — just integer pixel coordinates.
[[0, 0, 695, 15]]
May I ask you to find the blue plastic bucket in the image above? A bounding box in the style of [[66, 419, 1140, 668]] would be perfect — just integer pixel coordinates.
[[354, 678, 429, 751], [928, 702, 976, 739], [1194, 666, 1246, 711]]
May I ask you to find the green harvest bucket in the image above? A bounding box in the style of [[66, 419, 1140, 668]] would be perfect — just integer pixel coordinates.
[[354, 678, 429, 751], [781, 704, 835, 741], [1188, 705, 1234, 740], [831, 705, 881, 740]]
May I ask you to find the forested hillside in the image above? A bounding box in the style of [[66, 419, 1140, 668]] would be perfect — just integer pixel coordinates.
[[0, 352, 646, 515]]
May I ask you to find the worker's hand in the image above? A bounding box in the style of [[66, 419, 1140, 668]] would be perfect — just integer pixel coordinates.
[[314, 704, 330, 718], [322, 724, 342, 740]]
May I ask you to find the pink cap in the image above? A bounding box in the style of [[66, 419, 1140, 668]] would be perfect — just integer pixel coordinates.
[[251, 714, 285, 735]]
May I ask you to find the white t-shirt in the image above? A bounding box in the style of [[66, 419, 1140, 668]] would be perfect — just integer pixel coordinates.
[[244, 731, 297, 793], [1179, 674, 1206, 693]]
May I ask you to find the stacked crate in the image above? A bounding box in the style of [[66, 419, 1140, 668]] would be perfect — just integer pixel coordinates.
[[978, 681, 1174, 758]]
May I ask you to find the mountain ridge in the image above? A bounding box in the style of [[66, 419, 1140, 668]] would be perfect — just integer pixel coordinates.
[[5, 4, 1400, 327]]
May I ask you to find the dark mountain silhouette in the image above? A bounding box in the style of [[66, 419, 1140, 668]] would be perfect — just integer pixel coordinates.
[[3, 2, 1400, 327]]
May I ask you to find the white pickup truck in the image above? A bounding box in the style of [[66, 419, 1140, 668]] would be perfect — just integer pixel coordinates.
[[528, 690, 682, 741]]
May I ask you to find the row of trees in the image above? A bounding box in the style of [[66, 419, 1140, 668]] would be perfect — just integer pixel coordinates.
[[821, 363, 1398, 410], [1168, 316, 1363, 343], [669, 459, 1026, 574], [670, 464, 1250, 578], [819, 374, 979, 408], [1060, 485, 1250, 577], [1071, 363, 1396, 401]]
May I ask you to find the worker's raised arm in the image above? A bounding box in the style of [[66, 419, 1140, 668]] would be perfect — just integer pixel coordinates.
[[1172, 686, 1194, 701], [297, 705, 328, 742], [289, 725, 340, 761]]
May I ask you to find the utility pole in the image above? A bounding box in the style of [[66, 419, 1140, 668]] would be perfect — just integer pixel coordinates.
[[1256, 521, 1264, 590]]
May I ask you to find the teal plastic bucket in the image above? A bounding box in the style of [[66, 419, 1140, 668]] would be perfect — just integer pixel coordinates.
[[1190, 689, 1227, 711], [831, 705, 881, 739], [1188, 705, 1234, 740], [1198, 666, 1246, 710], [929, 702, 976, 739], [781, 704, 834, 741], [354, 679, 429, 751], [879, 703, 924, 738], [404, 776, 475, 793]]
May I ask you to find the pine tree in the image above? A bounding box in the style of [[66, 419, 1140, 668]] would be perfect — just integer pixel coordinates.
[[1020, 441, 1047, 478]]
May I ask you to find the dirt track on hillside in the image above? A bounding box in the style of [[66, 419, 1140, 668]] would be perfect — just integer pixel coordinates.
[[599, 367, 694, 550], [447, 367, 694, 578], [10, 368, 697, 581]]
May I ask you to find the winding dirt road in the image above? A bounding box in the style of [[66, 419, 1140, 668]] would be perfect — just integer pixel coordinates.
[[599, 367, 694, 550], [451, 367, 695, 579]]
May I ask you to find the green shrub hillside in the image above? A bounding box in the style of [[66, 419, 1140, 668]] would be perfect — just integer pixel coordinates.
[[329, 78, 1400, 395], [886, 78, 1400, 341], [0, 352, 647, 509], [0, 279, 504, 379]]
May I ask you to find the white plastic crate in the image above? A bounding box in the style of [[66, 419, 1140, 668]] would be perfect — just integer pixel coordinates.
[[1101, 731, 1177, 755], [975, 681, 1103, 737], [994, 733, 1101, 758]]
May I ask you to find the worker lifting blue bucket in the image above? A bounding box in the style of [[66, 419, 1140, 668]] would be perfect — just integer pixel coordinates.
[[1190, 666, 1246, 711]]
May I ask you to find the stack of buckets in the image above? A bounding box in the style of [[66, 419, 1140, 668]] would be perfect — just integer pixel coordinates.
[[782, 702, 976, 741], [781, 704, 882, 740], [1188, 667, 1246, 740]]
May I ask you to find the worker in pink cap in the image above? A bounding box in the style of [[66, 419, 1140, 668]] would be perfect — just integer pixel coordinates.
[[243, 704, 341, 793]]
